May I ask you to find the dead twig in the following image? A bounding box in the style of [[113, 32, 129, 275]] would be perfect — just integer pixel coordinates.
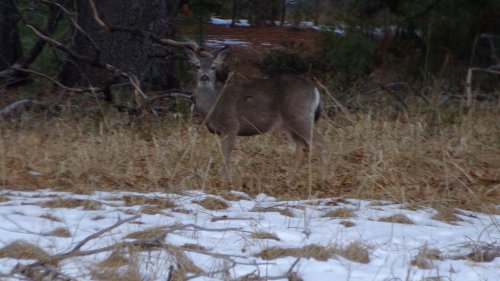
[[87, 0, 109, 32], [0, 100, 49, 119], [465, 67, 500, 109]]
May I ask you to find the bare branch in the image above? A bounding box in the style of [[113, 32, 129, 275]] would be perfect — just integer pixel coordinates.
[[72, 214, 140, 252], [0, 100, 48, 119], [10, 65, 104, 94], [465, 67, 500, 108], [41, 0, 101, 52], [87, 0, 109, 31]]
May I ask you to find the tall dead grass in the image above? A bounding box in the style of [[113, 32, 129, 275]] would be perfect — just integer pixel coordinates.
[[0, 100, 498, 212]]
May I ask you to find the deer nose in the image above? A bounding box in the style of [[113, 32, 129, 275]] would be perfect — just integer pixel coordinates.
[[200, 75, 210, 82]]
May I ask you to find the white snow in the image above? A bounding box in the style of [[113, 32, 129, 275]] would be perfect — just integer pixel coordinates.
[[205, 38, 251, 49], [0, 189, 498, 281], [210, 17, 250, 27]]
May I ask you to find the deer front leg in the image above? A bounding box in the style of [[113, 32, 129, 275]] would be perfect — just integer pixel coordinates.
[[220, 133, 236, 182]]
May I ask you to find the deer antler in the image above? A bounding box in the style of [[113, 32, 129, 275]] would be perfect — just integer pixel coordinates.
[[159, 38, 213, 58]]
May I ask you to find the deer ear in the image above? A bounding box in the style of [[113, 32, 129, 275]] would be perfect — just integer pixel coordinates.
[[185, 49, 200, 66], [213, 46, 230, 66]]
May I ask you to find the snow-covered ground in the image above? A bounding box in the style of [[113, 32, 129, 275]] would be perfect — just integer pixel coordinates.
[[205, 38, 251, 49], [210, 17, 250, 28], [0, 189, 498, 280]]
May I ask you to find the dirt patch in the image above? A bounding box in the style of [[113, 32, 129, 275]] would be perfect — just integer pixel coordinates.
[[205, 25, 317, 51]]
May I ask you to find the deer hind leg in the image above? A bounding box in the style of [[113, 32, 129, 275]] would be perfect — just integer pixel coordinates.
[[220, 133, 236, 182], [288, 128, 327, 184], [289, 138, 307, 184]]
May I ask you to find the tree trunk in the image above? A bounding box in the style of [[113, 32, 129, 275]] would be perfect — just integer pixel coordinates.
[[280, 0, 286, 26], [0, 0, 21, 71], [231, 0, 238, 27], [59, 0, 180, 91]]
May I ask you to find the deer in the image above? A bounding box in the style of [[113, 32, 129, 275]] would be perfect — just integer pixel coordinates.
[[164, 39, 326, 183]]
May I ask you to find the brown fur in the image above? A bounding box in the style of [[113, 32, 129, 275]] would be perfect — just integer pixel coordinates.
[[186, 47, 325, 182]]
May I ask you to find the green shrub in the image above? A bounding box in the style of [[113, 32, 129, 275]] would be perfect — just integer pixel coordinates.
[[315, 29, 376, 81], [258, 42, 309, 77]]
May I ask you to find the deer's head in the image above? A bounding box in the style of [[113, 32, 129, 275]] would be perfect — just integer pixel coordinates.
[[185, 47, 229, 90]]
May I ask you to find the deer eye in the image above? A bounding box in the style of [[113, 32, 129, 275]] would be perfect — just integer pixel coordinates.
[[195, 65, 201, 69], [210, 66, 216, 70]]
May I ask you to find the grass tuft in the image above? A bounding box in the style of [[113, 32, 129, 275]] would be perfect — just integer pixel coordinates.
[[251, 231, 281, 241], [378, 214, 414, 224], [195, 197, 229, 210], [251, 206, 295, 217], [256, 244, 332, 261], [323, 208, 356, 218], [0, 240, 49, 260], [335, 241, 370, 264], [40, 198, 102, 210], [46, 227, 71, 237], [125, 227, 166, 240]]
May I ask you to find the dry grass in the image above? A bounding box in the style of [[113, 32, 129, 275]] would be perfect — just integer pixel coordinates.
[[125, 227, 166, 240], [40, 198, 102, 210], [251, 206, 295, 217], [323, 207, 356, 218], [0, 240, 49, 260], [0, 99, 499, 213], [378, 214, 415, 224], [432, 207, 463, 223], [411, 247, 443, 269], [92, 250, 143, 281], [339, 220, 356, 227], [39, 213, 62, 222], [251, 231, 281, 241], [195, 197, 229, 210], [119, 195, 177, 208], [256, 242, 370, 263], [256, 244, 332, 261], [335, 241, 370, 264], [46, 227, 71, 237]]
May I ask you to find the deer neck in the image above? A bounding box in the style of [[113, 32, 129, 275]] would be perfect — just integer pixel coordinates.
[[195, 85, 220, 118]]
